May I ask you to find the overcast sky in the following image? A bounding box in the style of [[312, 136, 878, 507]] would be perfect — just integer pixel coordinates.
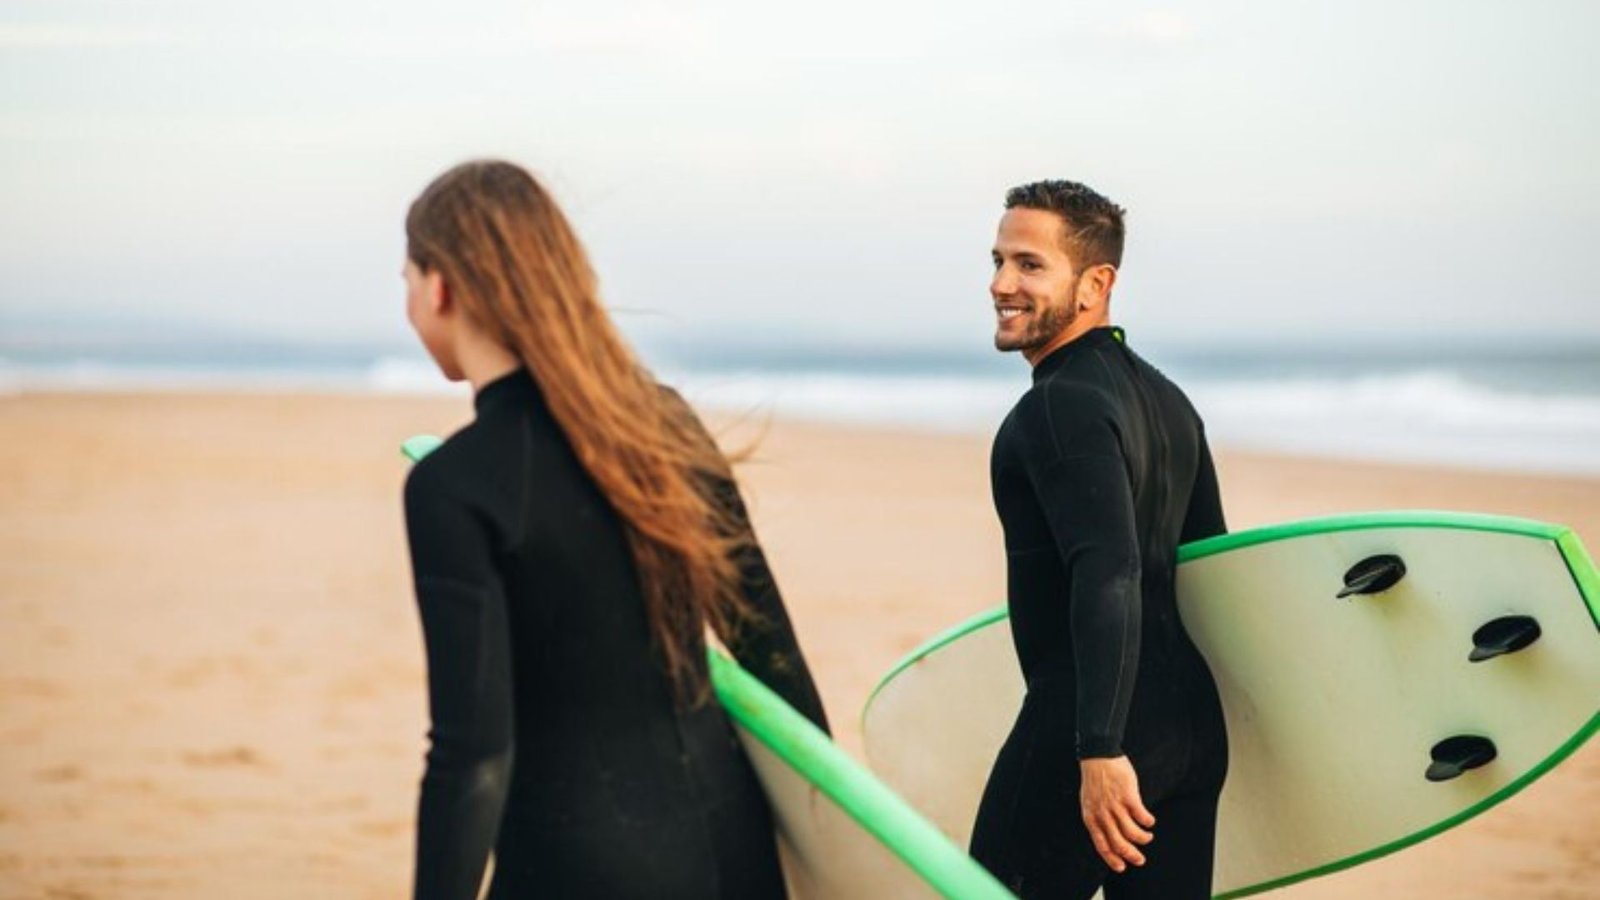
[[2, 0, 1597, 350]]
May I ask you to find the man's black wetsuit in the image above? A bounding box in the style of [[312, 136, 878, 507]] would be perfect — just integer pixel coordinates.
[[970, 326, 1228, 899], [403, 368, 828, 900]]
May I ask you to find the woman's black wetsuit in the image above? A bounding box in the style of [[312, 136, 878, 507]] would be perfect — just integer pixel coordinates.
[[970, 326, 1228, 899], [403, 368, 828, 900]]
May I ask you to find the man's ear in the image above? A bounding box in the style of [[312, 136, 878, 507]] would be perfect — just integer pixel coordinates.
[[1077, 264, 1118, 312]]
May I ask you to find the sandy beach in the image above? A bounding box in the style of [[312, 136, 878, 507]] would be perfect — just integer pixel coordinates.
[[1, 390, 1596, 899]]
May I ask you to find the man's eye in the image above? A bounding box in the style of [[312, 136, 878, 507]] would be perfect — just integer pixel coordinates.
[[1020, 261, 1040, 272]]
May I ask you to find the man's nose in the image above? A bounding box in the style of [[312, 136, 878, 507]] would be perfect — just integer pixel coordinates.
[[991, 266, 1015, 298]]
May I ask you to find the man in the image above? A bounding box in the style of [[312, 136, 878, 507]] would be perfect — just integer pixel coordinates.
[[969, 180, 1229, 899]]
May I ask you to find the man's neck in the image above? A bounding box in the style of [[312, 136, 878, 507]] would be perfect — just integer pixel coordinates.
[[1023, 316, 1112, 367]]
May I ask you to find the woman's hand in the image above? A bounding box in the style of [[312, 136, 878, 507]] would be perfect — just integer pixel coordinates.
[[1079, 755, 1156, 873]]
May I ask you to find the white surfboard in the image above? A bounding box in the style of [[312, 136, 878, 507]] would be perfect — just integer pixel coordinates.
[[862, 512, 1600, 898], [400, 435, 1015, 900], [710, 650, 1014, 899]]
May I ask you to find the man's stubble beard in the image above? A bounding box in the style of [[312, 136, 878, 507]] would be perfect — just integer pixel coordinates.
[[996, 296, 1078, 354]]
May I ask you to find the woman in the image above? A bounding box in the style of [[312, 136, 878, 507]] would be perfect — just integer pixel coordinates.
[[400, 160, 829, 899]]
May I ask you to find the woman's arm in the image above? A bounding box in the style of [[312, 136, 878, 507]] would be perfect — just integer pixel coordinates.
[[717, 475, 832, 735], [404, 461, 516, 900], [660, 386, 831, 734]]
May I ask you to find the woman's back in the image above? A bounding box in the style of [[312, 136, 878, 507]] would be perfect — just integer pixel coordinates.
[[406, 368, 823, 898]]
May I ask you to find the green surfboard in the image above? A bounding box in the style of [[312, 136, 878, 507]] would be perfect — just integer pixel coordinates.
[[862, 512, 1600, 898], [401, 434, 1014, 899]]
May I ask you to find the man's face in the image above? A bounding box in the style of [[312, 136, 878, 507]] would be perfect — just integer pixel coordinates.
[[990, 207, 1081, 355]]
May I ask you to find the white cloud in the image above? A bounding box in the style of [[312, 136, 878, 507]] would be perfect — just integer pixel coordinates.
[[1102, 11, 1194, 46], [0, 10, 713, 57], [0, 23, 181, 48], [519, 8, 717, 54], [3, 0, 1597, 341]]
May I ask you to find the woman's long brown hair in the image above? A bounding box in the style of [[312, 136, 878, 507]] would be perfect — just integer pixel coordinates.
[[406, 160, 752, 701]]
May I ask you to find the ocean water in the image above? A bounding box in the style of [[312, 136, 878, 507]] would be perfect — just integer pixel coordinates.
[[2, 334, 1597, 476], [651, 340, 1600, 476]]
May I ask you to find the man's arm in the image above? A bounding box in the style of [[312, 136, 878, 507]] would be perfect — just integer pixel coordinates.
[[1023, 385, 1142, 759], [1022, 384, 1155, 872]]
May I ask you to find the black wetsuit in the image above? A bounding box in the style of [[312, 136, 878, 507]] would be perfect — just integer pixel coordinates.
[[970, 326, 1229, 899], [403, 368, 828, 900]]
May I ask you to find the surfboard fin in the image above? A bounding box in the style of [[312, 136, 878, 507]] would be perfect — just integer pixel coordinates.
[[1336, 554, 1407, 598], [1468, 615, 1542, 662], [1426, 735, 1497, 782]]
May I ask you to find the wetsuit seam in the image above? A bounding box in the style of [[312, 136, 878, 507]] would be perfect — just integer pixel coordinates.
[[996, 727, 1038, 882], [1090, 575, 1136, 756], [1046, 451, 1119, 464], [1088, 349, 1117, 396], [415, 572, 493, 591], [1040, 384, 1064, 459]]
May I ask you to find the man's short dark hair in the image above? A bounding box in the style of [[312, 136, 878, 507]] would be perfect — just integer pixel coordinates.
[[1004, 180, 1126, 270]]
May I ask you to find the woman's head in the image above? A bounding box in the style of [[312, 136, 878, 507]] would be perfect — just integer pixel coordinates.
[[404, 161, 594, 381], [403, 160, 756, 701]]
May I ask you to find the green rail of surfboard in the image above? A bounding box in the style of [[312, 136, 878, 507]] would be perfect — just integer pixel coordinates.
[[710, 650, 1015, 899], [864, 510, 1600, 900], [400, 434, 1016, 900]]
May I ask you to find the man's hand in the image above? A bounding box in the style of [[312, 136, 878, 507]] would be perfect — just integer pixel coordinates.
[[1079, 755, 1156, 873]]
